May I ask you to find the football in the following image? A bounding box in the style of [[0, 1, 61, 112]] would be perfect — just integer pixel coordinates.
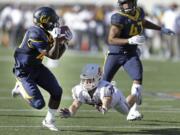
[[60, 25, 70, 38]]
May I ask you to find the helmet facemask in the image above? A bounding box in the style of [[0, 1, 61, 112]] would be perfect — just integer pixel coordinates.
[[41, 15, 60, 31], [118, 0, 137, 14], [80, 64, 102, 92], [81, 78, 99, 91]]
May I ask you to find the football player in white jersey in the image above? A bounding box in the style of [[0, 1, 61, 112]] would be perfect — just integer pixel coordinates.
[[59, 64, 142, 120]]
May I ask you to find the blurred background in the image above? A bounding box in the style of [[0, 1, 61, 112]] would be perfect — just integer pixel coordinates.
[[0, 0, 180, 61], [0, 1, 180, 134]]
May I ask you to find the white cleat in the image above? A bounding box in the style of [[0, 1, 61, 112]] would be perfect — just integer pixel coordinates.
[[11, 84, 20, 98], [127, 111, 143, 121], [42, 119, 59, 131]]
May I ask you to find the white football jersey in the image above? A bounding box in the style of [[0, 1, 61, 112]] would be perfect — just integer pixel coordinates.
[[72, 80, 128, 109]]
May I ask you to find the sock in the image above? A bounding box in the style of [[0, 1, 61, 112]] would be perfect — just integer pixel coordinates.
[[45, 108, 57, 122], [130, 103, 138, 111], [131, 83, 143, 105], [131, 83, 142, 97]]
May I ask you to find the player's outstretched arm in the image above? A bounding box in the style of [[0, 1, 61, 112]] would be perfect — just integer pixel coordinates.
[[97, 96, 112, 115], [59, 100, 82, 118], [143, 19, 175, 35]]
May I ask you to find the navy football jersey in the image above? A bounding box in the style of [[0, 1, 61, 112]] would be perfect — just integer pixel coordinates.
[[14, 26, 53, 70], [109, 7, 145, 53]]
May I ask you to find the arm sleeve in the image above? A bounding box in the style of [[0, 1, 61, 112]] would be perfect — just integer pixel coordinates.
[[28, 29, 49, 52], [72, 86, 85, 103], [72, 87, 78, 100]]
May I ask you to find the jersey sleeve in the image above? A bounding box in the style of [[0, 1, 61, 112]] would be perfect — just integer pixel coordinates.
[[100, 85, 114, 100], [72, 86, 85, 103], [111, 13, 124, 27], [72, 87, 78, 100], [28, 28, 49, 52]]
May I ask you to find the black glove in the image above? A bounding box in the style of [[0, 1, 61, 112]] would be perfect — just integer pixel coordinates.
[[59, 108, 71, 118]]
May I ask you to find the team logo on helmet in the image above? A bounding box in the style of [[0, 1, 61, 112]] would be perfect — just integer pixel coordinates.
[[33, 7, 59, 31], [40, 15, 50, 24]]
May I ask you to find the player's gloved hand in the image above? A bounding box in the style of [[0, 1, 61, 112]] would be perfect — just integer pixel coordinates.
[[128, 35, 145, 45], [60, 26, 73, 41], [59, 108, 71, 118], [161, 27, 175, 36], [96, 106, 108, 115], [64, 29, 73, 41], [51, 27, 61, 38]]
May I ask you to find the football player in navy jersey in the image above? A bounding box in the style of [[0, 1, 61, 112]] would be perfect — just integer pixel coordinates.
[[11, 7, 72, 131], [102, 0, 175, 121]]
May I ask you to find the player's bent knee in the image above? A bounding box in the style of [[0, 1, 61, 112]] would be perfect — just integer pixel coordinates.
[[30, 99, 45, 110]]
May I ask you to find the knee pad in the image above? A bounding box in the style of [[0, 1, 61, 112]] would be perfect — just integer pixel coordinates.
[[30, 99, 45, 110]]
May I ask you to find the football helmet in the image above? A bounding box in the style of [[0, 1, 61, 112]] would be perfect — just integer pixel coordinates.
[[33, 7, 59, 31], [118, 0, 137, 13], [80, 64, 102, 91]]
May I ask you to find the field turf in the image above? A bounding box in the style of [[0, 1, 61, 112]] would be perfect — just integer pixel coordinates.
[[0, 47, 180, 135]]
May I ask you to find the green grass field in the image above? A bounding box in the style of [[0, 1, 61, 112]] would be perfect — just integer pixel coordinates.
[[0, 46, 180, 135]]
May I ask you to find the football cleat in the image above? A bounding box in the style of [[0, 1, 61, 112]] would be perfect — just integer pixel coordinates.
[[127, 110, 143, 121], [42, 119, 58, 131], [11, 84, 20, 98]]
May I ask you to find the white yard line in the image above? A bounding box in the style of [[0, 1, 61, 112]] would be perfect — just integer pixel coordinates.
[[0, 125, 179, 129], [0, 95, 177, 101], [0, 109, 179, 113]]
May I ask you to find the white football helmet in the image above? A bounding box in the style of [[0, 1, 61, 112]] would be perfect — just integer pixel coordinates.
[[80, 64, 102, 91]]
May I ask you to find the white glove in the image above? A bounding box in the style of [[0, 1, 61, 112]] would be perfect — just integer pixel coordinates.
[[128, 35, 145, 45], [50, 27, 61, 38], [161, 27, 175, 36]]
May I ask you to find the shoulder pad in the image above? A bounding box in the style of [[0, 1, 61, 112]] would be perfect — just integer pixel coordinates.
[[28, 26, 47, 41], [100, 83, 114, 97], [111, 12, 125, 26], [137, 7, 145, 19], [72, 85, 82, 100]]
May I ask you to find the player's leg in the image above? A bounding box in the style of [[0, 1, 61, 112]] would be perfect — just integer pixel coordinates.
[[102, 54, 122, 82], [126, 94, 136, 108], [37, 65, 62, 131], [123, 55, 143, 120], [114, 90, 130, 115], [13, 76, 46, 109]]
